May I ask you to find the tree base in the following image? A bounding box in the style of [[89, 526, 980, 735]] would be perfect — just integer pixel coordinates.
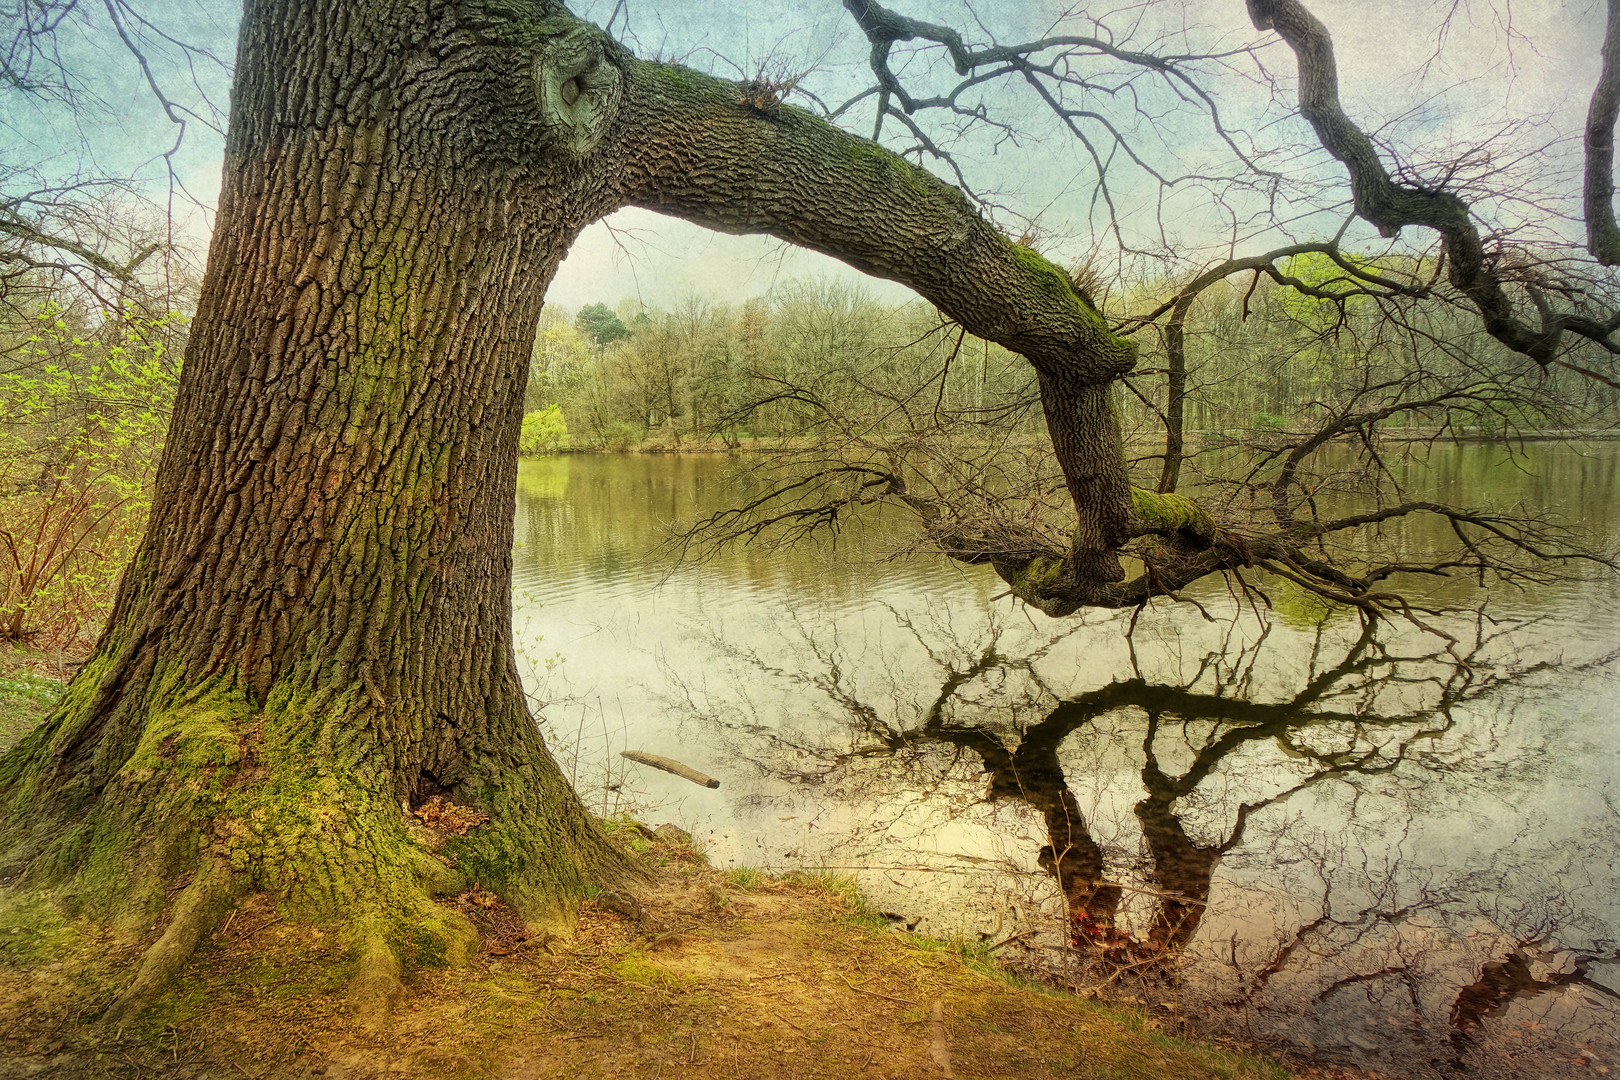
[[0, 665, 637, 1026]]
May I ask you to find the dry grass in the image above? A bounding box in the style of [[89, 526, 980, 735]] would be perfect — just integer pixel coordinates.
[[0, 832, 1300, 1080]]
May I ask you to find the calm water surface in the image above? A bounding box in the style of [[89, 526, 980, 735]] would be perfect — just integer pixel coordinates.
[[511, 445, 1620, 1078]]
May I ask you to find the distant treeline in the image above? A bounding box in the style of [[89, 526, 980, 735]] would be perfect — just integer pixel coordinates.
[[526, 267, 1620, 455], [6, 257, 1617, 645]]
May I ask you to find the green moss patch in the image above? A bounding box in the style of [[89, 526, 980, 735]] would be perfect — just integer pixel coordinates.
[[1130, 487, 1216, 540], [0, 895, 88, 969], [119, 681, 245, 788]]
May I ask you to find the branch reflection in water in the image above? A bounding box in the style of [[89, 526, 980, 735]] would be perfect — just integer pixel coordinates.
[[664, 604, 1618, 1079]]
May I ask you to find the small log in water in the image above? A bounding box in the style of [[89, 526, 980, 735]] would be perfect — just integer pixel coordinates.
[[620, 751, 720, 789]]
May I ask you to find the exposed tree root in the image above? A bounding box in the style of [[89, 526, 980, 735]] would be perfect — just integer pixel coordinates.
[[100, 859, 241, 1030], [347, 914, 407, 1028]]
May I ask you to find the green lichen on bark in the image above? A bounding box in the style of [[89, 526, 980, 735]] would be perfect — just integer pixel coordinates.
[[842, 140, 934, 196], [651, 61, 701, 93], [119, 684, 244, 790], [1006, 243, 1080, 304], [450, 762, 613, 918], [211, 679, 467, 918], [1004, 242, 1133, 356]]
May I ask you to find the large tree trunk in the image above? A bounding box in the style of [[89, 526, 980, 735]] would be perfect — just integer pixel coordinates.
[[0, 0, 628, 1022], [0, 0, 1145, 1022]]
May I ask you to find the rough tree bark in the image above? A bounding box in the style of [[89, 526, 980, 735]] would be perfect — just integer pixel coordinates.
[[0, 0, 1143, 1021]]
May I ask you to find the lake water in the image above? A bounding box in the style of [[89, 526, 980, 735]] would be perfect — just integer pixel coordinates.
[[510, 444, 1620, 1078]]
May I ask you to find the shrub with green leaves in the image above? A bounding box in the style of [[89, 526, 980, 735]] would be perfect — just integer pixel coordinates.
[[0, 304, 183, 646], [519, 404, 568, 454], [1252, 412, 1287, 432]]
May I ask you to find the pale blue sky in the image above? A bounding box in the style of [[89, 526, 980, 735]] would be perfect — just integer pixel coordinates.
[[3, 1, 1610, 310]]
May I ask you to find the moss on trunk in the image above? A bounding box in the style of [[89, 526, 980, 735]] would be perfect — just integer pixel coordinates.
[[0, 0, 640, 1022], [1130, 487, 1217, 541]]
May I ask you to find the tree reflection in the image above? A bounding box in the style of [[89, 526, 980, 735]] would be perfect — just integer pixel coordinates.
[[857, 617, 1501, 972], [672, 605, 1619, 1076]]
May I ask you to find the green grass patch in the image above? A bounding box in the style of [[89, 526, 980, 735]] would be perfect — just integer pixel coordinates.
[[718, 866, 767, 890], [609, 952, 685, 989], [779, 869, 868, 911], [596, 818, 653, 855], [0, 669, 64, 753]]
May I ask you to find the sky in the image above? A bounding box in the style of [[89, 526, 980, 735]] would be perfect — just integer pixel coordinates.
[[554, 0, 1612, 308], [2, 0, 1612, 312]]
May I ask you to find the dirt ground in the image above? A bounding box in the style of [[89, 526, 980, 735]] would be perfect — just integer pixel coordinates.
[[0, 825, 1317, 1080]]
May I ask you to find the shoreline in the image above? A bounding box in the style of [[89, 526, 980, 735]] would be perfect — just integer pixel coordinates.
[[520, 428, 1620, 457]]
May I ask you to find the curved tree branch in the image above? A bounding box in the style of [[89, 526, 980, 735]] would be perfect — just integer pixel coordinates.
[[1249, 0, 1620, 365], [607, 57, 1143, 588], [568, 9, 1614, 632]]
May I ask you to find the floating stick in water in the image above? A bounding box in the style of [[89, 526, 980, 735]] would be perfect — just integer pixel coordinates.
[[620, 751, 721, 789]]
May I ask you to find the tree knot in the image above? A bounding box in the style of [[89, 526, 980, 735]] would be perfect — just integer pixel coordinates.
[[534, 22, 626, 157]]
